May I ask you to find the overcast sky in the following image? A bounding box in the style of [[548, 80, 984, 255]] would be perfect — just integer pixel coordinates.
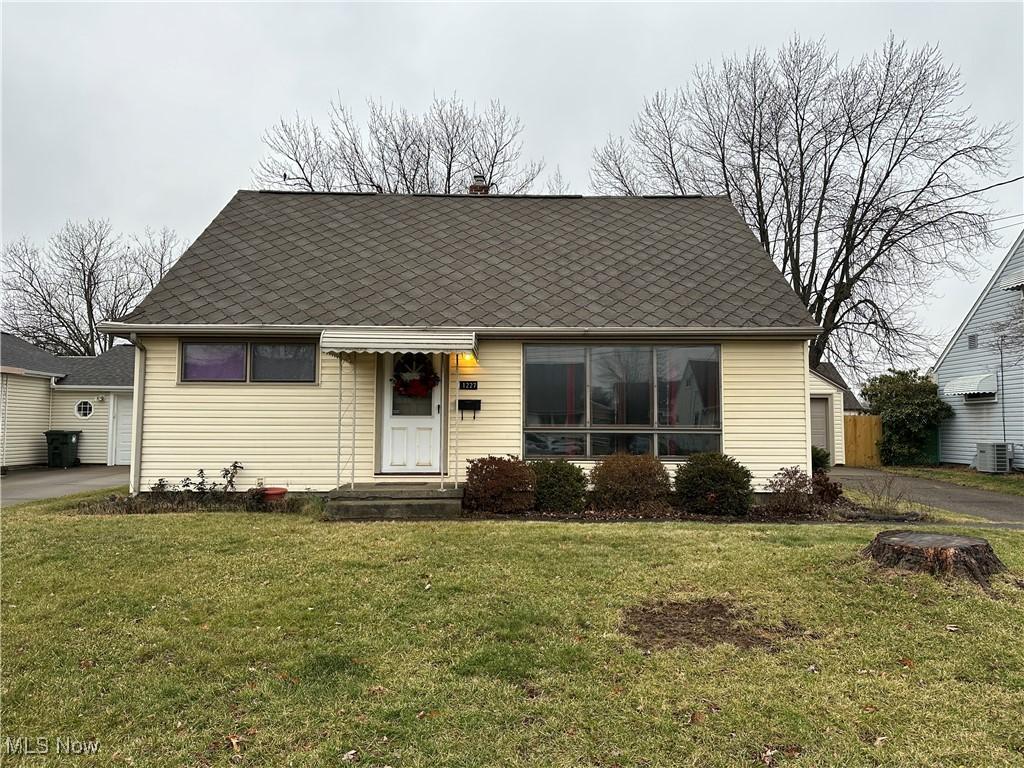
[[3, 2, 1022, 363]]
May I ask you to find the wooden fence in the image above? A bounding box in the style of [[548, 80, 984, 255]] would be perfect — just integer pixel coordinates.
[[844, 415, 882, 467]]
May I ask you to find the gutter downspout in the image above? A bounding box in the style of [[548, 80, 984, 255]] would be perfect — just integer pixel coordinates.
[[129, 334, 147, 495]]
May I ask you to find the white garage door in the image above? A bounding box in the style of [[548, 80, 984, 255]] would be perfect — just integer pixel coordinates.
[[810, 397, 830, 454], [113, 394, 133, 465]]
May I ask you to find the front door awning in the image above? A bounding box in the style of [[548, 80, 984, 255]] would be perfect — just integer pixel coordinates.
[[321, 327, 477, 355], [943, 372, 997, 396]]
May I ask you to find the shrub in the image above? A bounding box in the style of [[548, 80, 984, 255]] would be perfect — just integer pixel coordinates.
[[811, 469, 843, 505], [674, 453, 753, 517], [462, 455, 536, 514], [761, 466, 814, 517], [589, 453, 672, 515], [811, 446, 831, 472], [861, 369, 953, 465], [530, 460, 587, 515]]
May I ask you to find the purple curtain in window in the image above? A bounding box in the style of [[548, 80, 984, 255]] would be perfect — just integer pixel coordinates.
[[182, 343, 246, 381]]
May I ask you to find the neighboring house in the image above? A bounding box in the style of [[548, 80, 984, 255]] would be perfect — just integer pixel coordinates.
[[0, 334, 136, 471], [99, 189, 823, 495], [807, 361, 864, 466], [932, 230, 1024, 468]]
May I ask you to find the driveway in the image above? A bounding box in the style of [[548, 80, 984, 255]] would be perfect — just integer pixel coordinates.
[[832, 466, 1024, 524], [1, 465, 129, 507]]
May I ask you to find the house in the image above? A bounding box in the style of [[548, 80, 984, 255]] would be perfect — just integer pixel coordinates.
[[807, 361, 866, 466], [0, 334, 136, 471], [932, 230, 1024, 468], [98, 189, 824, 495]]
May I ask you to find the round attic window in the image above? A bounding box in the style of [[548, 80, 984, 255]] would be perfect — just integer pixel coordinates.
[[75, 400, 94, 419]]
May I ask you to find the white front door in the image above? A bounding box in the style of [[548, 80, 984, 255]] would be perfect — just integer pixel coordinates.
[[113, 394, 133, 465], [380, 353, 442, 473]]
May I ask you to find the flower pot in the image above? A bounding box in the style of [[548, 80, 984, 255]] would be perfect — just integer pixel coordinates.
[[261, 486, 288, 501]]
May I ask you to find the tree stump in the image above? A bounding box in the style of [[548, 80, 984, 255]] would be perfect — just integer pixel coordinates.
[[862, 530, 1007, 588]]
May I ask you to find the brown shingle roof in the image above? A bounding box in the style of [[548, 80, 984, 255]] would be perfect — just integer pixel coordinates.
[[120, 191, 818, 331]]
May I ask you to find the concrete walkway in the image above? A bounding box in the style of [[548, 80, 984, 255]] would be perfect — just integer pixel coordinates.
[[832, 466, 1024, 524], [1, 465, 129, 507]]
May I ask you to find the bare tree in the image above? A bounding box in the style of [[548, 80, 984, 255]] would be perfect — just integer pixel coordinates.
[[2, 220, 181, 355], [989, 312, 1024, 364], [591, 36, 1011, 376], [545, 165, 573, 195], [254, 94, 543, 195], [132, 227, 181, 290]]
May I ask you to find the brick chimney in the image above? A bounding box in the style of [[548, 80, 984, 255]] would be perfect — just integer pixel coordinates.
[[468, 174, 490, 195]]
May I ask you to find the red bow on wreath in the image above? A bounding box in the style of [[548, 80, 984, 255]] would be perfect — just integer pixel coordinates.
[[392, 356, 440, 398]]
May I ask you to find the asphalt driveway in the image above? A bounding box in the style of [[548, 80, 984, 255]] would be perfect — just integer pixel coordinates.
[[1, 465, 129, 507], [832, 466, 1024, 524]]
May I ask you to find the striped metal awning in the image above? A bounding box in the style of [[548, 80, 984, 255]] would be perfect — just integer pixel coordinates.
[[999, 270, 1024, 291], [943, 372, 998, 396], [320, 327, 477, 355]]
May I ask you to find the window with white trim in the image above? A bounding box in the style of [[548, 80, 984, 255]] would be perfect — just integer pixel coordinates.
[[523, 344, 721, 458], [75, 400, 94, 419]]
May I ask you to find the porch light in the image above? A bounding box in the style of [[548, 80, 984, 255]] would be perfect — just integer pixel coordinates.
[[458, 351, 477, 366]]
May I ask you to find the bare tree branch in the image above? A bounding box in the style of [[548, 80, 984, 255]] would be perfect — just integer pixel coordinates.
[[590, 34, 1011, 379], [255, 94, 543, 195], [2, 220, 181, 355]]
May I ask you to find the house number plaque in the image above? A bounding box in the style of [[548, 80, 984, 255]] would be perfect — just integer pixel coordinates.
[[459, 381, 479, 390]]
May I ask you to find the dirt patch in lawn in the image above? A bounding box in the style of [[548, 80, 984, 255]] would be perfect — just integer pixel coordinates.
[[620, 597, 805, 651]]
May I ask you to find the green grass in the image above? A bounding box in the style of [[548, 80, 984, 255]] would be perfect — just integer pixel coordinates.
[[842, 488, 989, 525], [3, 498, 1023, 767], [884, 466, 1024, 496]]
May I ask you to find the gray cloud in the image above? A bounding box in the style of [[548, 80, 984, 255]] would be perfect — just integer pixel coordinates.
[[3, 2, 1021, 361]]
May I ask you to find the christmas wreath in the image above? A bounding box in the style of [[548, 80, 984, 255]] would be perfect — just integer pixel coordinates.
[[391, 354, 440, 398]]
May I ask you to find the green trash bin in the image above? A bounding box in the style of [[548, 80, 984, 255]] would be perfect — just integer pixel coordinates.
[[44, 430, 82, 469]]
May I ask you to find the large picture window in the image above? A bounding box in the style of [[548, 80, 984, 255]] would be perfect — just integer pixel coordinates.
[[523, 344, 721, 458]]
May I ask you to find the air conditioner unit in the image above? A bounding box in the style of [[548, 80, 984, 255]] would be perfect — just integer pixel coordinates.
[[976, 443, 1011, 473]]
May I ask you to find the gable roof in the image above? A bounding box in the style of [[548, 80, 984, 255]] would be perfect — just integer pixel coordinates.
[[57, 345, 135, 387], [0, 333, 65, 376], [0, 333, 134, 386], [933, 228, 1024, 371], [812, 361, 866, 412], [113, 191, 818, 335]]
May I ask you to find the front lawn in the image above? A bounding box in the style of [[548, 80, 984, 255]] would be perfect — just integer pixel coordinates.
[[884, 465, 1024, 496], [2, 497, 1023, 767]]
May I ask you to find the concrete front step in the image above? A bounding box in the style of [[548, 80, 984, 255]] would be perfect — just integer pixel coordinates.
[[328, 484, 463, 501], [325, 497, 463, 521]]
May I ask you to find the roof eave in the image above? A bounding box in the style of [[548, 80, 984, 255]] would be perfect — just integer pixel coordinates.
[[0, 365, 64, 379], [99, 321, 822, 341]]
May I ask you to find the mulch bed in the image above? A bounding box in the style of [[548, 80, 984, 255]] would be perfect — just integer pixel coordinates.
[[619, 597, 807, 651], [480, 499, 925, 525]]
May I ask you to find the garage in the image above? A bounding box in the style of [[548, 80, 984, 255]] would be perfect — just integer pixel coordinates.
[[810, 396, 832, 456]]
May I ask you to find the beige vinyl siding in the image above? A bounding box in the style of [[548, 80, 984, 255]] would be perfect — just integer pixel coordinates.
[[49, 389, 111, 464], [137, 337, 523, 491], [446, 341, 523, 480], [135, 336, 812, 493], [137, 337, 376, 491], [721, 339, 810, 489], [1, 373, 52, 467], [808, 371, 846, 465]]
